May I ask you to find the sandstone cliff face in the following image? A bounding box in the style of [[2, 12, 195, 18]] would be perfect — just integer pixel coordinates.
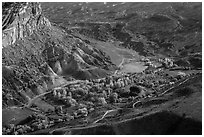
[[2, 2, 115, 108]]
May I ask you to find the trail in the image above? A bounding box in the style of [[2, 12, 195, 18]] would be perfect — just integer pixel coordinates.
[[50, 109, 118, 134], [34, 74, 200, 135], [26, 80, 84, 107], [132, 76, 194, 108], [92, 109, 117, 124], [82, 66, 98, 71], [158, 78, 189, 97], [114, 58, 125, 75], [27, 90, 53, 107]]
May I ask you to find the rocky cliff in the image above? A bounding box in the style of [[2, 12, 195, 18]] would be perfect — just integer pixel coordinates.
[[3, 2, 51, 47], [2, 2, 115, 108]]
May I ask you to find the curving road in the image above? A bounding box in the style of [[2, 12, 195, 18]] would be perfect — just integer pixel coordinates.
[[26, 80, 84, 107]]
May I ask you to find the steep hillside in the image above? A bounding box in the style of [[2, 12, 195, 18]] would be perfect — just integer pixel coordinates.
[[2, 2, 115, 108], [2, 2, 202, 135]]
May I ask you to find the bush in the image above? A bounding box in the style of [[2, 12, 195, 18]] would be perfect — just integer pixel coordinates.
[[129, 86, 141, 96], [175, 86, 195, 97], [109, 92, 118, 103]]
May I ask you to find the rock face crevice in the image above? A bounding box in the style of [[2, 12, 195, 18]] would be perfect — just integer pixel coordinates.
[[3, 2, 51, 47]]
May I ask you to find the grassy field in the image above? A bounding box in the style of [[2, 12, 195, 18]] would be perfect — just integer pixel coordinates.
[[2, 107, 35, 126], [119, 62, 147, 73], [82, 37, 141, 66], [86, 38, 146, 74]]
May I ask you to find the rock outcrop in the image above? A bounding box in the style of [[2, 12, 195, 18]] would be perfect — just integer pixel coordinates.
[[2, 2, 115, 108], [2, 2, 51, 47]]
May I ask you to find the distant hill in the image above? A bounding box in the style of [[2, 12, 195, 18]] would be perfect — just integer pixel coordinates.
[[41, 2, 202, 58]]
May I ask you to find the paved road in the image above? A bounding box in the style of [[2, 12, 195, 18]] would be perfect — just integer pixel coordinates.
[[28, 73, 201, 134], [27, 80, 84, 107], [132, 74, 199, 108]]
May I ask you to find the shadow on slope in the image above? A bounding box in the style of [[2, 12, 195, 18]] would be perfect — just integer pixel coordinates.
[[58, 111, 202, 135]]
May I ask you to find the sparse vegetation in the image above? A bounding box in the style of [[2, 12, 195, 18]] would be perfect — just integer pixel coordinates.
[[2, 2, 202, 135]]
